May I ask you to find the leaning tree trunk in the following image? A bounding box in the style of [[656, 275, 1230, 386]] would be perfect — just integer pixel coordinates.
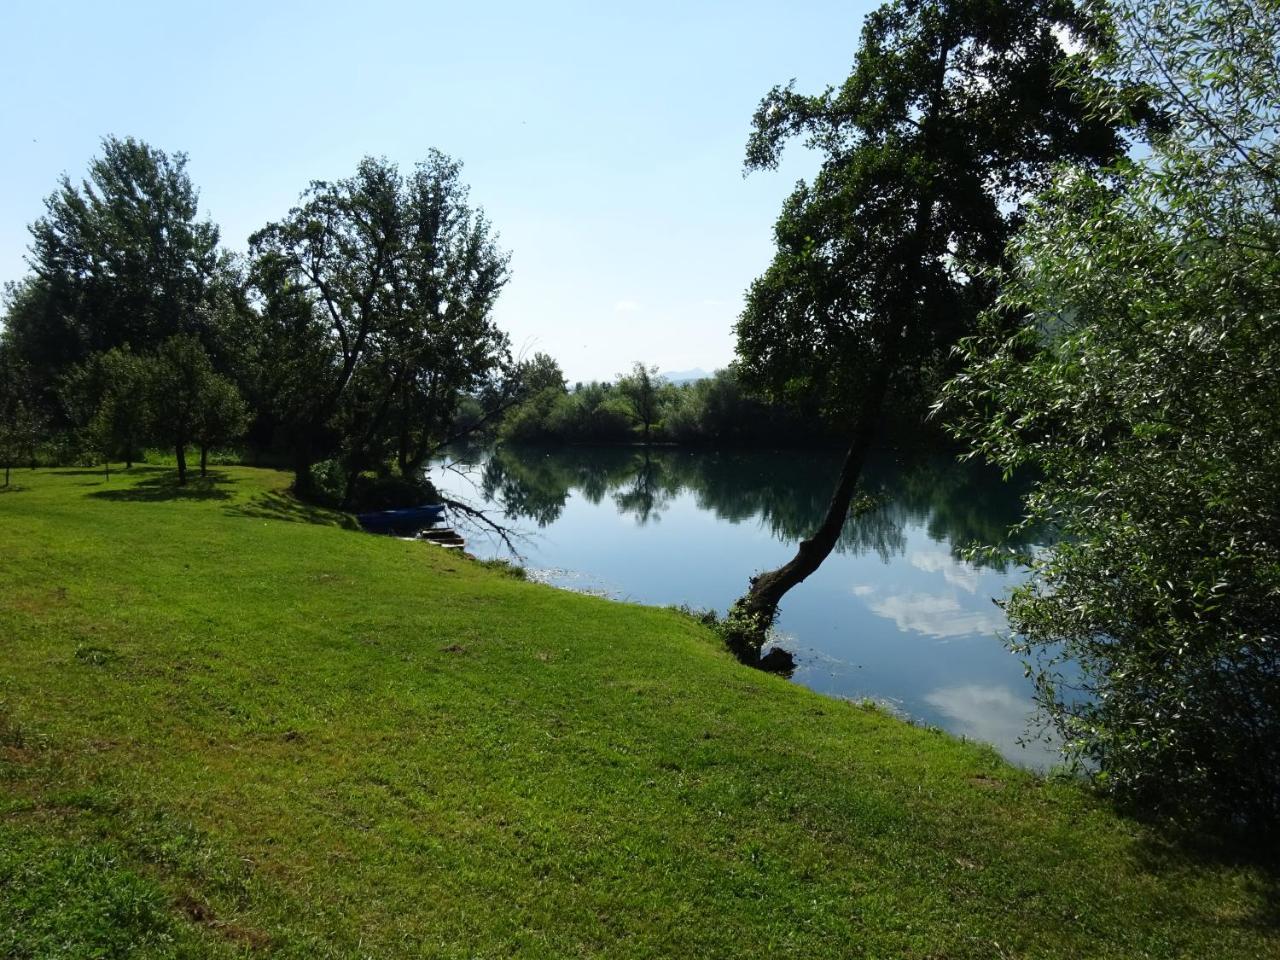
[[175, 443, 187, 486], [726, 363, 893, 663]]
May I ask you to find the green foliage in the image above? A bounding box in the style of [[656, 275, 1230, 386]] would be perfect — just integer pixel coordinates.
[[474, 557, 527, 579], [6, 137, 230, 413], [83, 348, 152, 468], [500, 379, 635, 444], [615, 362, 667, 443], [0, 349, 42, 482], [249, 152, 512, 498], [499, 367, 835, 447], [516, 351, 567, 395], [941, 0, 1280, 827], [304, 458, 439, 511], [726, 0, 1138, 632], [736, 0, 1131, 427], [192, 375, 249, 467], [147, 335, 246, 484]]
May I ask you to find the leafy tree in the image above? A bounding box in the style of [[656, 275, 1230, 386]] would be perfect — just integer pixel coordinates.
[[518, 352, 567, 395], [6, 137, 224, 414], [941, 0, 1280, 827], [726, 0, 1134, 657], [250, 153, 510, 501], [149, 335, 243, 485], [616, 362, 666, 444], [85, 348, 153, 474], [193, 375, 249, 477]]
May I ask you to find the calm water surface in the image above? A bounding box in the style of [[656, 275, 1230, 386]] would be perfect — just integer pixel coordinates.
[[430, 445, 1058, 768]]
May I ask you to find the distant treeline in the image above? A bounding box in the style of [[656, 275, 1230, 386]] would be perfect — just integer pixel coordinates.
[[484, 361, 935, 449]]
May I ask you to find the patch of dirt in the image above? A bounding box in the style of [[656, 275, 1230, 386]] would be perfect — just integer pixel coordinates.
[[8, 586, 69, 616], [442, 643, 467, 654], [177, 893, 271, 949], [968, 775, 1005, 789]]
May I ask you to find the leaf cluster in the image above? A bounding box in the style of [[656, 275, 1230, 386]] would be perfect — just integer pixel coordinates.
[[737, 0, 1132, 423], [941, 0, 1280, 827]]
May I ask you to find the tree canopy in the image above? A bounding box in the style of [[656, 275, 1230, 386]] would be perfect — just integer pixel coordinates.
[[6, 137, 230, 410], [249, 152, 511, 502]]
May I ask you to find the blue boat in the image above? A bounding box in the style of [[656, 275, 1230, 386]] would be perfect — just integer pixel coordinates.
[[356, 504, 446, 533]]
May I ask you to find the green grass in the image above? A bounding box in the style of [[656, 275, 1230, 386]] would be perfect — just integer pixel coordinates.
[[1, 465, 1276, 959]]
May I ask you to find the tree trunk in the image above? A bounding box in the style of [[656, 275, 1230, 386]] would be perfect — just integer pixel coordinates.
[[104, 459, 110, 481], [200, 444, 209, 477], [4, 462, 9, 486], [397, 411, 412, 477], [293, 434, 315, 495], [341, 466, 359, 510], [175, 443, 187, 485], [728, 363, 892, 659]]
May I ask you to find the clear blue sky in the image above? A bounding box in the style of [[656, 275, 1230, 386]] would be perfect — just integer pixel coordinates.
[[1, 0, 874, 383]]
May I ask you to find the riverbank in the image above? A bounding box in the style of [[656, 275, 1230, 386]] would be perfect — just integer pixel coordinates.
[[1, 466, 1275, 958]]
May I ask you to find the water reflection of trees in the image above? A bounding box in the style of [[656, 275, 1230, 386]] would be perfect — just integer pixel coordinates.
[[468, 445, 1037, 568]]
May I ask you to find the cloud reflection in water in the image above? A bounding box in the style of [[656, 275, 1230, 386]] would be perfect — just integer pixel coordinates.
[[924, 683, 1059, 769]]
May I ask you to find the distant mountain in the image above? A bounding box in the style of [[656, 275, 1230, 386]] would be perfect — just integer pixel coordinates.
[[662, 367, 712, 385]]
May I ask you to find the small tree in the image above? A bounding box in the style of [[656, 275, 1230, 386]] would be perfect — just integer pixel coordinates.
[[149, 335, 241, 485], [617, 362, 665, 444], [193, 375, 249, 477], [0, 401, 38, 487], [0, 350, 41, 484], [519, 352, 567, 396], [86, 348, 153, 475]]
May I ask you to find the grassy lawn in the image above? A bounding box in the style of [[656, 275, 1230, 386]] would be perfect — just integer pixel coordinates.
[[1, 465, 1275, 958]]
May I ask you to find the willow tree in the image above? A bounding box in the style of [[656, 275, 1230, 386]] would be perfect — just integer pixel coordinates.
[[942, 0, 1280, 828], [727, 0, 1135, 657]]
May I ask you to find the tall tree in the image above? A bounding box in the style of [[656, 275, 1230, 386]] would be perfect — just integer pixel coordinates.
[[6, 137, 223, 413], [941, 0, 1280, 827], [250, 152, 510, 500], [726, 0, 1134, 657]]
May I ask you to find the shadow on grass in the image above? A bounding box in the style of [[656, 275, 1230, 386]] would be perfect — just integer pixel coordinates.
[[225, 490, 358, 530], [0, 484, 27, 494], [1128, 818, 1280, 935], [55, 465, 169, 477], [87, 471, 235, 502]]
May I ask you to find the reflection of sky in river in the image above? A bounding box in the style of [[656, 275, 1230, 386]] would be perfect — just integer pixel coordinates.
[[433, 457, 1060, 770]]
